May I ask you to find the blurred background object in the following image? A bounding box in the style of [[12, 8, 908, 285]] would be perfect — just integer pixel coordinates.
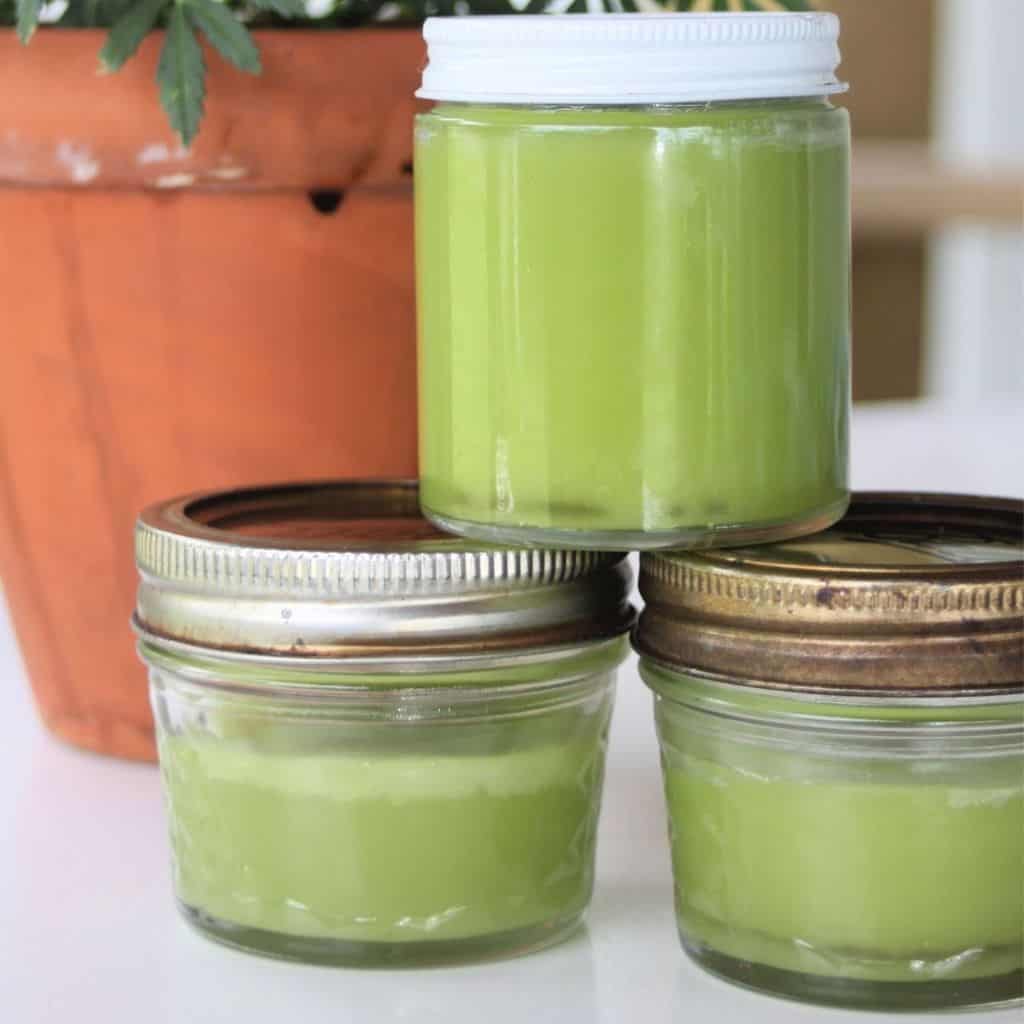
[[823, 0, 1023, 402]]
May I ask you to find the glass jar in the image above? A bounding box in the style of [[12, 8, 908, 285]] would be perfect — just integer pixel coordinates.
[[634, 493, 1024, 1010], [134, 481, 634, 966], [415, 14, 851, 550]]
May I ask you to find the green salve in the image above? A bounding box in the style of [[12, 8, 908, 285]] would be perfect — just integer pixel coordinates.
[[415, 101, 850, 546], [646, 668, 1024, 987], [157, 692, 612, 954]]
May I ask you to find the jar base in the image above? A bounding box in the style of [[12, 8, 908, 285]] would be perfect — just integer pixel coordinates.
[[178, 901, 585, 967], [683, 940, 1024, 1012], [422, 497, 849, 552]]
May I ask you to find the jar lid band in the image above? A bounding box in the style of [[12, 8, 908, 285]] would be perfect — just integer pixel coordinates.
[[417, 13, 847, 106], [636, 492, 1024, 692], [135, 480, 635, 658]]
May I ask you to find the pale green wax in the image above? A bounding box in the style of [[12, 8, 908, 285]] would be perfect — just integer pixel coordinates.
[[663, 754, 1024, 981], [651, 676, 1024, 984], [159, 713, 610, 946], [415, 101, 850, 541]]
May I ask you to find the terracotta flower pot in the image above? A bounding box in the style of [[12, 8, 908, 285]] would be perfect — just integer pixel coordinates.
[[0, 28, 424, 760]]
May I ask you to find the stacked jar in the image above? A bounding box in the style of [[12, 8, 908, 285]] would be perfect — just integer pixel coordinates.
[[135, 481, 634, 965], [415, 13, 851, 549], [132, 11, 1023, 1015], [635, 492, 1023, 1010]]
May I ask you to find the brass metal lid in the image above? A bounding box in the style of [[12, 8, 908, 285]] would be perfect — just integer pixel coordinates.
[[636, 492, 1024, 693], [135, 480, 634, 659]]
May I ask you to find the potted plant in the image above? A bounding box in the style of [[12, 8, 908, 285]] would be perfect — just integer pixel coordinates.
[[0, 0, 810, 762], [0, 2, 429, 761]]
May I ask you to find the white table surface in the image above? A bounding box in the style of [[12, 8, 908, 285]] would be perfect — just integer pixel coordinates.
[[3, 400, 1022, 1024]]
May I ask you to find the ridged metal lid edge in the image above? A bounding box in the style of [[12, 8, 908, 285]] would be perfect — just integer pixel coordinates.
[[135, 521, 615, 596], [640, 550, 1024, 622]]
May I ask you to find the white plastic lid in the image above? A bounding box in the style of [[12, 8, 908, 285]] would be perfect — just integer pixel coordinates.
[[417, 13, 846, 105]]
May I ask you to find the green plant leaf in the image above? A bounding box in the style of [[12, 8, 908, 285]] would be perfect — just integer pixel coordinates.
[[57, 0, 97, 26], [186, 0, 261, 73], [15, 0, 41, 42], [247, 0, 305, 17], [158, 2, 206, 147], [99, 0, 170, 71]]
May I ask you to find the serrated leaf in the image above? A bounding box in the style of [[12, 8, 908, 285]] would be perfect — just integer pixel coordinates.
[[158, 2, 206, 148], [185, 0, 261, 73], [99, 0, 170, 72], [247, 0, 305, 17], [15, 0, 41, 42]]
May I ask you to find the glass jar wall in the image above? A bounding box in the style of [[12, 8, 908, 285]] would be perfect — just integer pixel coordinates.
[[146, 641, 623, 966], [643, 664, 1024, 1010]]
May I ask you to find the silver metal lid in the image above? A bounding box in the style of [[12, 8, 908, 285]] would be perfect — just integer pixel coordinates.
[[135, 480, 634, 658]]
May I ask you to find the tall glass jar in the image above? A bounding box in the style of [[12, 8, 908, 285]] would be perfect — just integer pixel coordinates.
[[134, 481, 634, 966], [634, 493, 1024, 1010], [415, 14, 851, 550]]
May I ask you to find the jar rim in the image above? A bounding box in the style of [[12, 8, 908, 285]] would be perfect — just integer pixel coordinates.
[[137, 629, 630, 690], [640, 657, 1024, 710]]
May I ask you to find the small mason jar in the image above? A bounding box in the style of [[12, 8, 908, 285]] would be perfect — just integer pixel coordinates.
[[134, 481, 634, 965], [634, 493, 1024, 1010], [415, 13, 851, 550]]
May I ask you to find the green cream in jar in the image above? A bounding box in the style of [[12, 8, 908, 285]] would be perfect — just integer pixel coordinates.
[[635, 493, 1024, 1010], [135, 481, 634, 965], [415, 13, 850, 549]]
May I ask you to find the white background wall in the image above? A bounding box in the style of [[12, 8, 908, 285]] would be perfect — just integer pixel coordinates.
[[925, 0, 1024, 402]]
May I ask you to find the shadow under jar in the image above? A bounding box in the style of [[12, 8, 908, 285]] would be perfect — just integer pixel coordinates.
[[634, 493, 1024, 1011], [414, 13, 851, 550], [134, 481, 634, 966]]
